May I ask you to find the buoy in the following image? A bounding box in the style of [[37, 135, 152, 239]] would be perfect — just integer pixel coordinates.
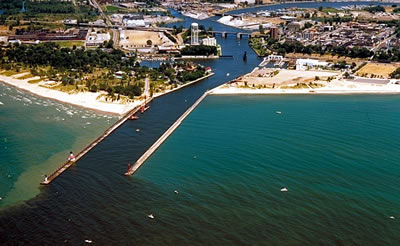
[[281, 187, 288, 192], [226, 73, 230, 77], [390, 216, 395, 219], [148, 214, 155, 219], [174, 190, 179, 194], [84, 239, 92, 244]]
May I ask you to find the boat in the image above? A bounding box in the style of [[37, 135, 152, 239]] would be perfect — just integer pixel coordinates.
[[140, 105, 150, 113], [226, 73, 230, 76], [243, 51, 247, 61], [276, 111, 282, 114], [129, 115, 139, 120]]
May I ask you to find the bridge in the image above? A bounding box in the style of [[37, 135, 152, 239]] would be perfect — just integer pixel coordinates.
[[208, 31, 252, 39]]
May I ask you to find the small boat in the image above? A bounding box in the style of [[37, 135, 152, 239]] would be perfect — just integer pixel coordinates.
[[148, 214, 155, 219], [136, 129, 140, 132], [129, 115, 139, 120], [243, 51, 247, 61], [281, 187, 288, 192], [276, 111, 282, 114], [140, 105, 150, 114], [226, 73, 230, 77]]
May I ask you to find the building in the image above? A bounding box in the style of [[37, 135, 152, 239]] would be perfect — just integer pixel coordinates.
[[201, 37, 217, 46], [86, 32, 111, 47], [191, 23, 199, 45], [296, 59, 328, 71], [287, 22, 302, 33], [0, 36, 8, 45], [234, 0, 256, 4], [270, 26, 280, 39]]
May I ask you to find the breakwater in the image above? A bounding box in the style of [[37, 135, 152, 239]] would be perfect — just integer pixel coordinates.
[[125, 91, 210, 176], [40, 98, 153, 185]]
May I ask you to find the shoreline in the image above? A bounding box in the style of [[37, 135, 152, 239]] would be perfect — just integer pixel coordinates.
[[210, 84, 400, 95], [0, 72, 214, 116], [154, 72, 214, 98], [0, 75, 141, 116]]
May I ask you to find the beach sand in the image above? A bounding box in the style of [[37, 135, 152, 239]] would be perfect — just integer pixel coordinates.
[[0, 74, 142, 115], [211, 79, 400, 95]]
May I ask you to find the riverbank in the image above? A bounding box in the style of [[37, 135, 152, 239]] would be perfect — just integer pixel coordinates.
[[154, 72, 215, 98]]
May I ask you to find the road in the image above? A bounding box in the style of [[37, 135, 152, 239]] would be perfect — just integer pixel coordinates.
[[144, 77, 150, 96], [89, 0, 119, 49]]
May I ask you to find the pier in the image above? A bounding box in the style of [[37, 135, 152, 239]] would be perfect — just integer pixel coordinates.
[[125, 91, 210, 176], [40, 98, 153, 185]]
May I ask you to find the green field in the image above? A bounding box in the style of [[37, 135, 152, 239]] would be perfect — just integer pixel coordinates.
[[321, 7, 341, 13], [105, 5, 127, 13], [52, 41, 85, 48]]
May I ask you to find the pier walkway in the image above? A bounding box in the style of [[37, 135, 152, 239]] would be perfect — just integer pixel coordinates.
[[125, 91, 210, 176], [40, 98, 153, 185]]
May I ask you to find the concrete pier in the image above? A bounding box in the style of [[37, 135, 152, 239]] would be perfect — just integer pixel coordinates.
[[125, 91, 210, 176], [40, 98, 153, 185]]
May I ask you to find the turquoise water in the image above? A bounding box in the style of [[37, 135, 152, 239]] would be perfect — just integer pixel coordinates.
[[132, 95, 400, 245], [0, 83, 116, 208]]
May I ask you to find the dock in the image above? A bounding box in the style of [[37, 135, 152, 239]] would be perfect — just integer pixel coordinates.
[[124, 91, 210, 176], [40, 98, 154, 185]]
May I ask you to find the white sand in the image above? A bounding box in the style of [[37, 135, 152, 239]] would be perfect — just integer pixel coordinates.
[[211, 80, 400, 95], [0, 75, 142, 115]]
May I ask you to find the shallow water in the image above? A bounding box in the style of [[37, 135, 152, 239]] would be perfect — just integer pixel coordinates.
[[0, 83, 116, 207]]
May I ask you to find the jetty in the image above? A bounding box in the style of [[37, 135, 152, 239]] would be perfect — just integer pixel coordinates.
[[125, 91, 210, 176], [40, 98, 153, 185]]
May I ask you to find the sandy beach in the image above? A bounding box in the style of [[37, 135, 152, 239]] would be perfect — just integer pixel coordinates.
[[211, 81, 400, 95], [0, 74, 142, 115], [0, 71, 214, 115]]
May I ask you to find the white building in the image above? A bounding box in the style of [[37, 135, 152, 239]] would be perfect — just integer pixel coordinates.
[[86, 32, 111, 47], [202, 37, 217, 46], [234, 0, 255, 4], [191, 23, 200, 45], [296, 59, 328, 71]]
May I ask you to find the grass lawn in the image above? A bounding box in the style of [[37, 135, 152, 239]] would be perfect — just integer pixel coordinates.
[[0, 70, 19, 76], [18, 73, 35, 80], [52, 40, 85, 48], [356, 63, 399, 78], [105, 5, 127, 13], [28, 78, 42, 84], [321, 7, 341, 13]]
